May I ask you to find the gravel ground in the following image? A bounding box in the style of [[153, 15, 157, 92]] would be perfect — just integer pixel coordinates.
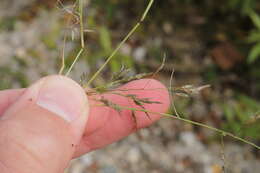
[[1, 2, 259, 173], [65, 119, 260, 173]]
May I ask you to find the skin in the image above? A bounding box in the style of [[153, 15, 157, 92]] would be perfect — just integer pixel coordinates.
[[0, 75, 170, 173]]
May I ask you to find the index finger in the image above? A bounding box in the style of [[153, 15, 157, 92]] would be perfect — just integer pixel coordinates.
[[74, 79, 170, 157]]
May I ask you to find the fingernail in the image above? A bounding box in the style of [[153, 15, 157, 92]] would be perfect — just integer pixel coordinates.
[[36, 76, 87, 122]]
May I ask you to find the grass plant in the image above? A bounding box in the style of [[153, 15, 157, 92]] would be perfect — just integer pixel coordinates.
[[58, 0, 260, 154]]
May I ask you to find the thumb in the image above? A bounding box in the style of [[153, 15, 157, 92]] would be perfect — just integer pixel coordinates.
[[0, 75, 89, 173]]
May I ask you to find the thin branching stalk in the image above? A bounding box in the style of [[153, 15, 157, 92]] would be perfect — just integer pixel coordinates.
[[85, 0, 154, 87], [79, 0, 85, 48], [65, 48, 84, 76], [87, 86, 213, 96], [96, 103, 260, 150], [169, 68, 181, 118], [59, 34, 67, 74], [143, 54, 166, 89], [60, 0, 85, 76]]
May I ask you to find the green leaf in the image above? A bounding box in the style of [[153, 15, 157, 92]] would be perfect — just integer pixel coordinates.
[[248, 42, 260, 63], [249, 11, 260, 30]]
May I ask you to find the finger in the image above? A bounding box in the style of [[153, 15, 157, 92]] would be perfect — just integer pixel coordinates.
[[0, 75, 88, 173], [0, 78, 170, 158], [0, 89, 24, 115], [74, 79, 170, 157]]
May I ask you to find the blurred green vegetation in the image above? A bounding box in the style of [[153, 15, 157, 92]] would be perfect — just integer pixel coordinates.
[[0, 17, 16, 31], [0, 66, 28, 90], [248, 11, 260, 63], [222, 94, 260, 139]]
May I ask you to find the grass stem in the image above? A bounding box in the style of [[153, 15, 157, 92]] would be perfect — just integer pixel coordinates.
[[79, 0, 85, 48], [97, 103, 260, 150], [65, 48, 84, 76], [85, 0, 154, 87]]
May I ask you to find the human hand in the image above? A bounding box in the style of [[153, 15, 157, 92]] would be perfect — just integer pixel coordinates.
[[0, 75, 169, 173]]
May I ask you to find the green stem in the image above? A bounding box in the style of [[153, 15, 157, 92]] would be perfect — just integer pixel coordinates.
[[112, 105, 260, 150], [65, 48, 84, 76], [79, 0, 85, 48], [85, 0, 154, 87], [59, 34, 67, 75]]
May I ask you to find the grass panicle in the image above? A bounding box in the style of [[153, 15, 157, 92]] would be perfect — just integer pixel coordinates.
[[95, 98, 260, 150]]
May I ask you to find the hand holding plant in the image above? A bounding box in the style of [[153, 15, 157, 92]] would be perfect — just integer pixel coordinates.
[[0, 75, 169, 172]]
